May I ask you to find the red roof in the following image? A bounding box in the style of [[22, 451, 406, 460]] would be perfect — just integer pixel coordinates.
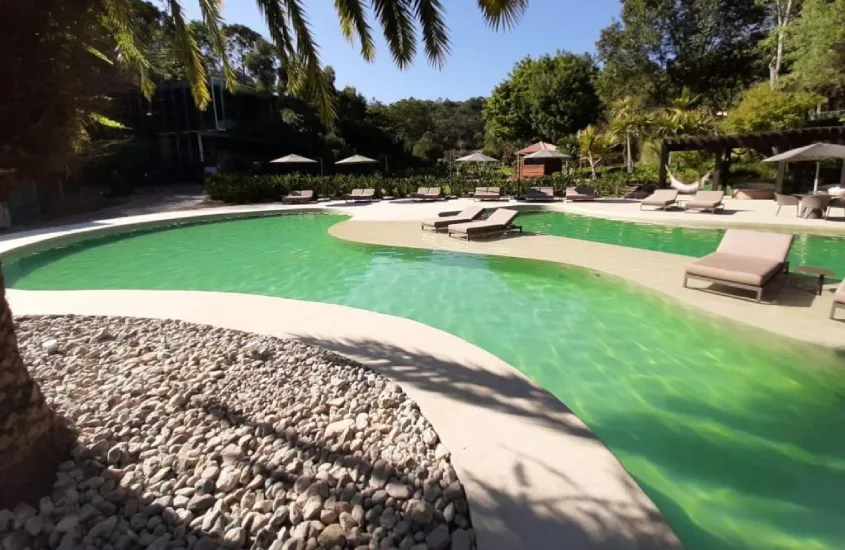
[[517, 141, 558, 155]]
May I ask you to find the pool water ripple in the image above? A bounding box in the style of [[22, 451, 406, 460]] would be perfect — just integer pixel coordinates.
[[4, 213, 845, 550]]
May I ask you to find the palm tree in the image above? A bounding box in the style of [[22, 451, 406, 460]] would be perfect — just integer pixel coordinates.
[[608, 97, 651, 173], [577, 125, 616, 179], [0, 0, 530, 504], [105, 0, 529, 122], [651, 90, 715, 137]]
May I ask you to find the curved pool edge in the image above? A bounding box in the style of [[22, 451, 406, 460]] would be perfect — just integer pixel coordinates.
[[329, 219, 845, 350], [7, 288, 682, 550]]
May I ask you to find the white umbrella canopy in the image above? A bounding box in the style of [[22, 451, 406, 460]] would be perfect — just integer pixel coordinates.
[[763, 143, 845, 192], [270, 154, 318, 164], [335, 154, 378, 165], [523, 149, 571, 160], [455, 152, 499, 163]]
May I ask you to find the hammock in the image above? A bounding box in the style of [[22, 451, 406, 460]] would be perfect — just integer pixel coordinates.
[[668, 168, 710, 194]]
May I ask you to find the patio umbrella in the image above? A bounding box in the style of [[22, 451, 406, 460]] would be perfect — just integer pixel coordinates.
[[270, 153, 323, 176], [763, 143, 845, 193], [523, 149, 571, 160], [335, 154, 378, 165], [455, 152, 499, 163]]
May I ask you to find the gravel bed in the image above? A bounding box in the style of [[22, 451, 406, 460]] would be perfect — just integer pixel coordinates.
[[1, 316, 475, 550]]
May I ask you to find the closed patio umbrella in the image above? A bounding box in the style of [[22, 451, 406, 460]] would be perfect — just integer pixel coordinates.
[[763, 143, 845, 193]]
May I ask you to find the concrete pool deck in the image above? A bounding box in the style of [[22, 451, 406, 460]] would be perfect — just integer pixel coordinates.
[[2, 197, 844, 548]]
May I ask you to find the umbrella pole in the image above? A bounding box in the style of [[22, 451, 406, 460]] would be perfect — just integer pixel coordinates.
[[814, 161, 821, 193]]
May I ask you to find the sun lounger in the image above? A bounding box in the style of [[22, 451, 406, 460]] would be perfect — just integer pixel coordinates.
[[473, 187, 501, 201], [421, 206, 484, 232], [282, 189, 314, 204], [684, 229, 793, 302], [425, 187, 442, 201], [565, 186, 597, 202], [830, 280, 845, 319], [523, 187, 556, 201], [410, 187, 428, 200], [344, 188, 375, 203], [640, 189, 678, 210], [448, 208, 522, 241], [684, 190, 725, 213]]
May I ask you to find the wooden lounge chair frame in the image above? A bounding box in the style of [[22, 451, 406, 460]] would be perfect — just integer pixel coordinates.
[[640, 190, 678, 210], [421, 207, 484, 232], [282, 190, 314, 204], [683, 264, 789, 303], [683, 229, 793, 303], [683, 191, 725, 213], [447, 209, 522, 241]]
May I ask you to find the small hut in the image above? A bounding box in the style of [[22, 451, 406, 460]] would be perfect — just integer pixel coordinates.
[[516, 142, 562, 178]]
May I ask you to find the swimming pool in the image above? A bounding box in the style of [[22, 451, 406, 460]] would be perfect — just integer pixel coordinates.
[[520, 211, 845, 275], [4, 213, 845, 549]]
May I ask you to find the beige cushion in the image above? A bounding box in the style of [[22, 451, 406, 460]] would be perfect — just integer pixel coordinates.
[[450, 208, 518, 234], [687, 252, 782, 286], [717, 229, 793, 263], [642, 189, 678, 205]]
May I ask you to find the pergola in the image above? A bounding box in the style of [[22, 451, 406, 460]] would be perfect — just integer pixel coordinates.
[[658, 126, 845, 190]]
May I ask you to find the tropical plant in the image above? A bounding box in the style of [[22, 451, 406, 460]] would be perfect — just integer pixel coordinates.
[[651, 90, 716, 136], [608, 97, 651, 173], [578, 125, 617, 179]]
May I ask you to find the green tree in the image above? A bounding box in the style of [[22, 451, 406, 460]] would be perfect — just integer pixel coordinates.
[[722, 82, 823, 132], [608, 97, 651, 172], [597, 0, 769, 108], [651, 90, 715, 136], [484, 52, 602, 148], [758, 0, 802, 87], [786, 0, 845, 99]]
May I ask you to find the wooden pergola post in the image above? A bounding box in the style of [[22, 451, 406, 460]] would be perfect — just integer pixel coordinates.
[[658, 141, 669, 188]]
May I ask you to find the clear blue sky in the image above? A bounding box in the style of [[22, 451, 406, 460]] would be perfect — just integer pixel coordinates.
[[184, 0, 620, 103]]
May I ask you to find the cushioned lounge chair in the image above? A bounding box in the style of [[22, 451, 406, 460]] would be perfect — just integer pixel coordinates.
[[282, 189, 314, 204], [830, 280, 845, 319], [565, 186, 597, 202], [523, 187, 555, 201], [410, 187, 428, 200], [344, 188, 375, 203], [684, 229, 794, 303], [425, 187, 442, 201], [473, 187, 501, 201], [640, 189, 678, 210], [448, 208, 521, 241], [421, 206, 484, 232], [684, 190, 725, 212]]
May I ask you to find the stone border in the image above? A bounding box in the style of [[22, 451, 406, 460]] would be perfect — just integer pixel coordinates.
[[8, 290, 682, 550]]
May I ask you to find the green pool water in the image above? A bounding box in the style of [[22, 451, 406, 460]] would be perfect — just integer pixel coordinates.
[[521, 211, 845, 275], [5, 213, 845, 549]]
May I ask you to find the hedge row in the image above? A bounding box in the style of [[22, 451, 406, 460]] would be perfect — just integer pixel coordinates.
[[205, 168, 659, 204]]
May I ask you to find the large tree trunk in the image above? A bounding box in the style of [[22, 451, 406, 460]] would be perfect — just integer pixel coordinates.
[[0, 264, 71, 509]]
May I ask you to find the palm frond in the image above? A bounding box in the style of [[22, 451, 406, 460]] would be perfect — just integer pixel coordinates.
[[372, 0, 417, 68], [99, 0, 154, 98], [89, 112, 130, 130], [255, 0, 337, 125], [414, 0, 450, 68], [167, 0, 210, 108], [333, 0, 375, 62], [476, 0, 528, 30], [197, 0, 237, 90]]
